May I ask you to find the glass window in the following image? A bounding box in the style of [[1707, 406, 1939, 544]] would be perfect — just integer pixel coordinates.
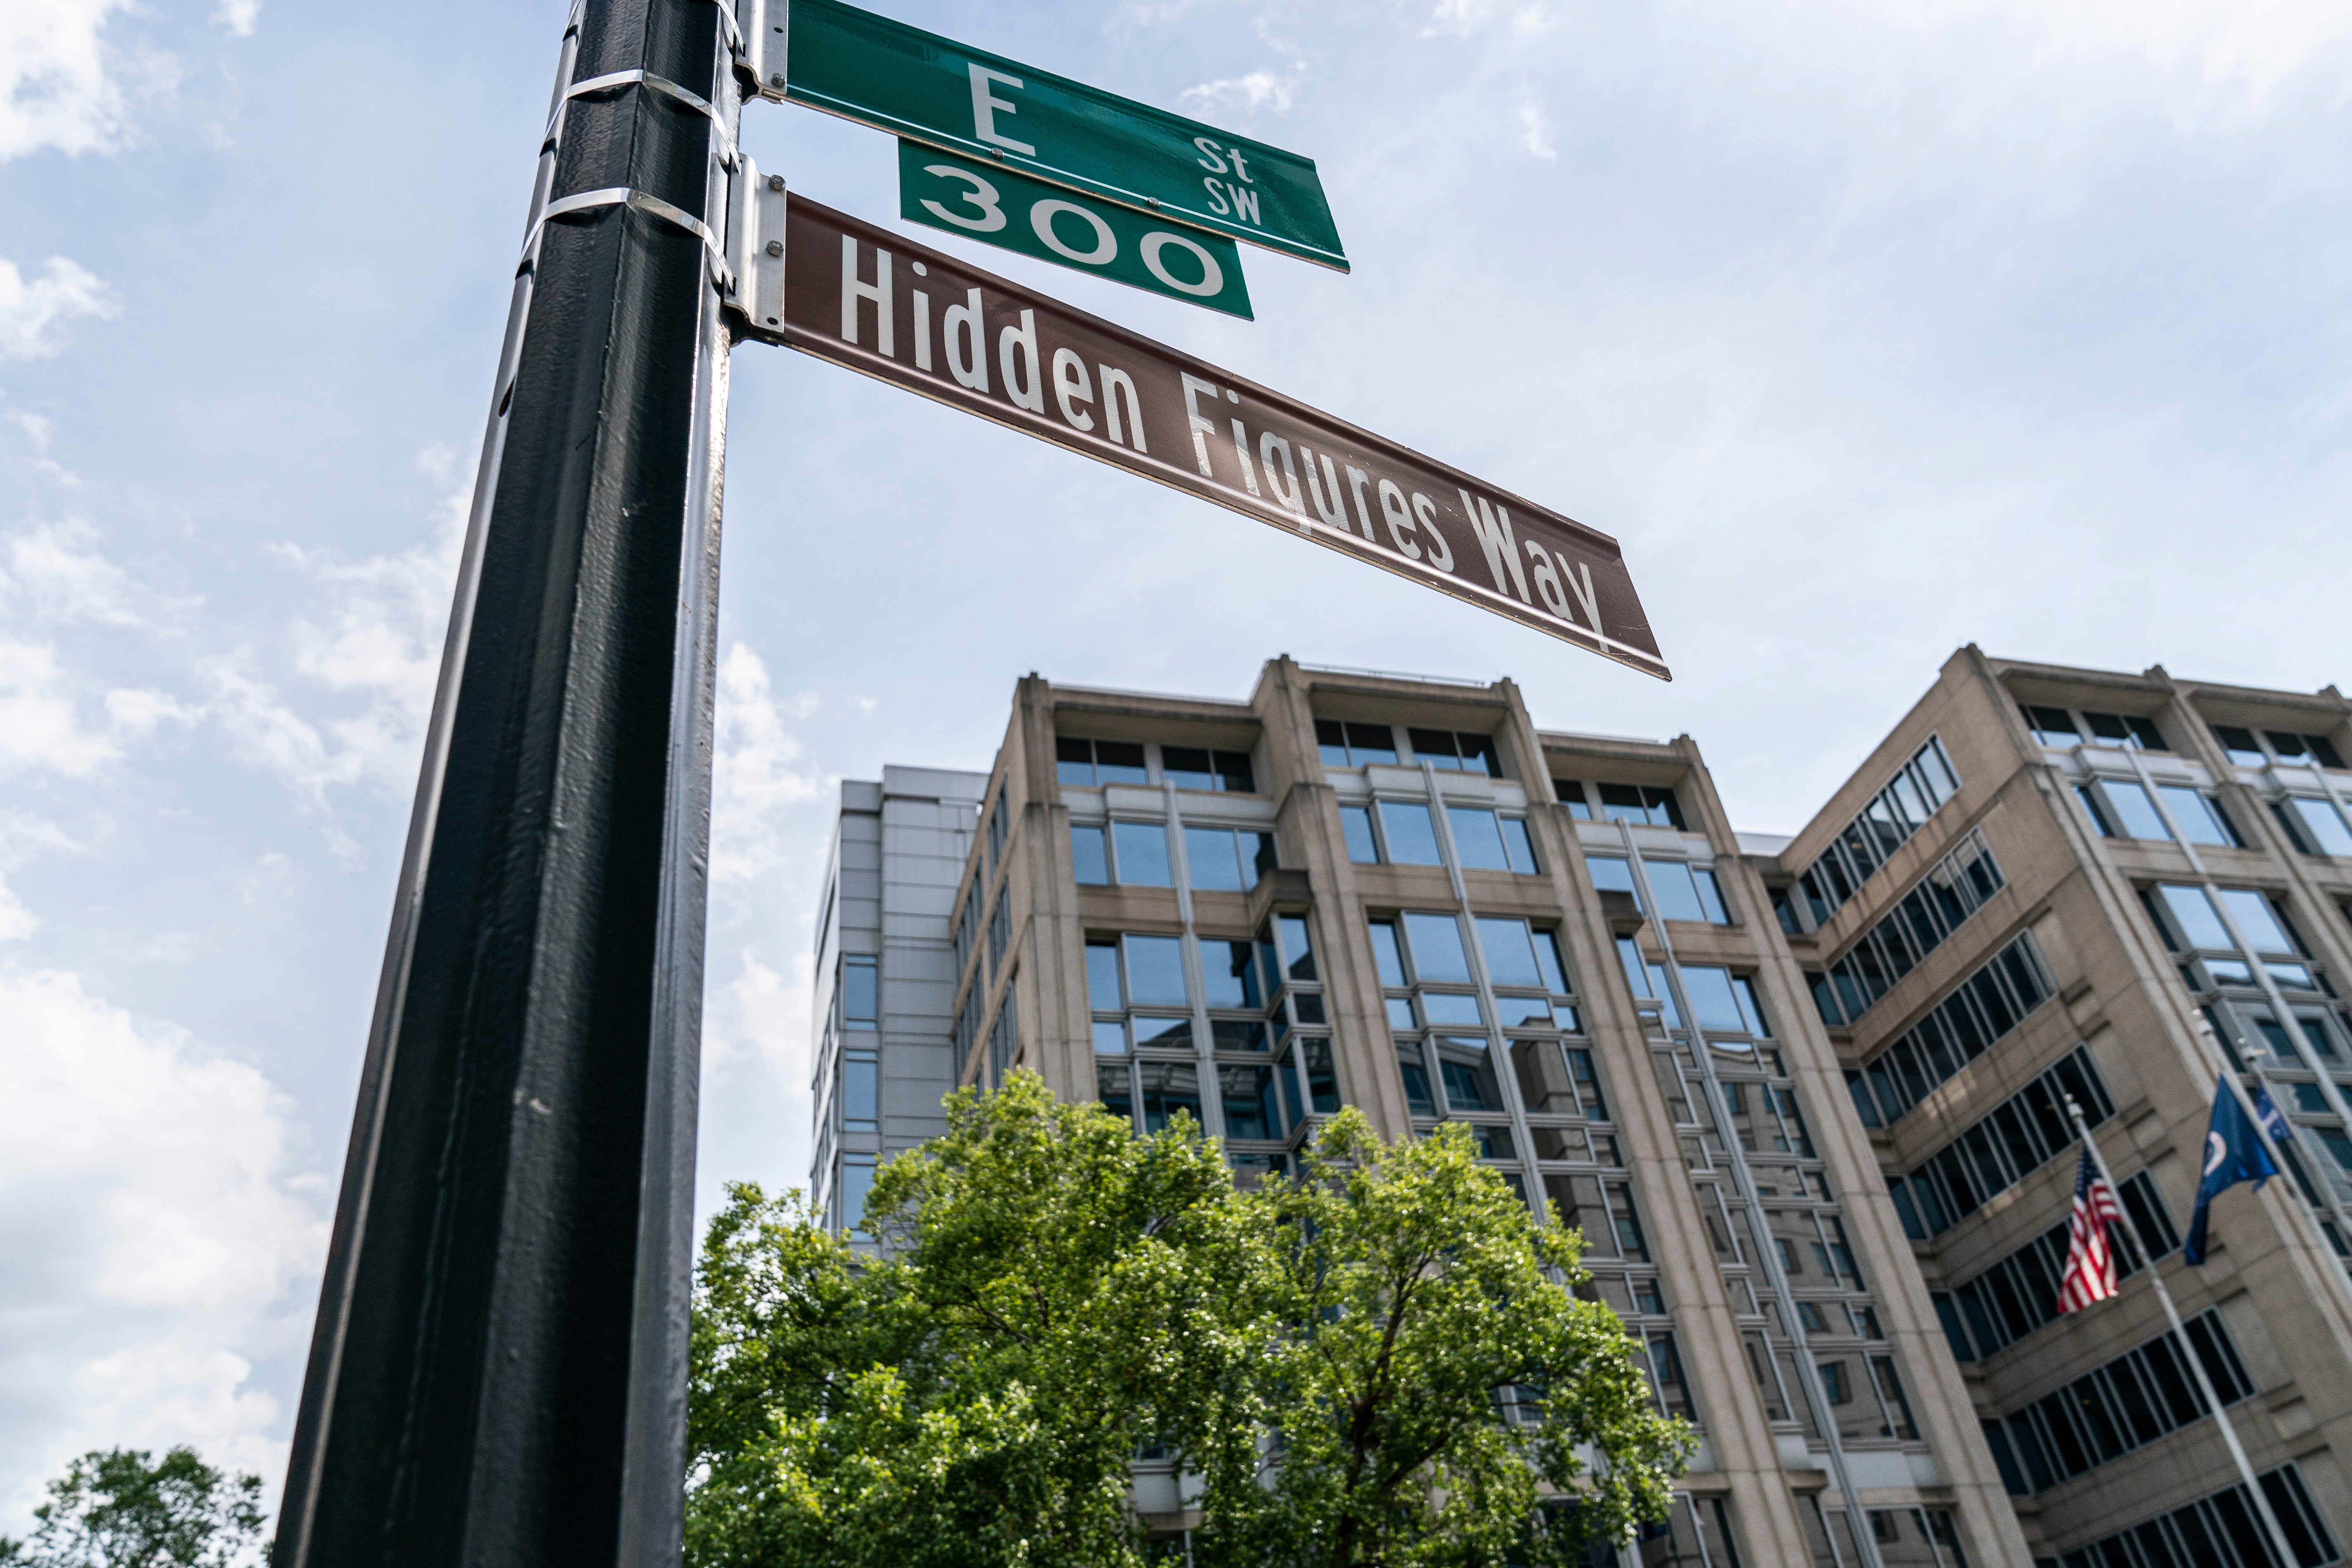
[[842, 1054, 877, 1130], [2023, 705, 2080, 747], [1139, 1061, 1202, 1131], [837, 1153, 876, 1228], [1163, 745, 1256, 792], [1276, 915, 1316, 981], [1086, 941, 1122, 1010], [1586, 854, 1640, 907], [1397, 1040, 1436, 1116], [1477, 916, 1557, 990], [1499, 816, 1540, 874], [1552, 778, 1592, 818], [1421, 992, 1484, 1025], [1057, 738, 1150, 787], [1378, 801, 1442, 864], [1340, 804, 1378, 863], [1447, 806, 1510, 870], [1316, 719, 1398, 767], [842, 955, 878, 1024], [2099, 780, 2170, 840], [1221, 1064, 1281, 1140], [1202, 940, 1258, 1010], [1124, 934, 1188, 1005], [2083, 710, 2166, 751], [1409, 728, 1503, 777], [2218, 889, 2298, 955], [1092, 1019, 1127, 1055], [1682, 966, 1750, 1033], [1402, 911, 1472, 982], [2288, 798, 2352, 858], [1598, 782, 1684, 828], [1645, 861, 1729, 924], [2159, 786, 2243, 847], [2158, 885, 2231, 951], [1368, 920, 1406, 987], [1070, 823, 1109, 884], [1184, 826, 1273, 891], [1097, 1060, 1134, 1119], [2213, 724, 2268, 766], [1435, 1035, 1501, 1111], [1112, 821, 1171, 886], [1297, 1039, 1342, 1113]]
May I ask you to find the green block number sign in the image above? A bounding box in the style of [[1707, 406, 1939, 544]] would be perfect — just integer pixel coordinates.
[[787, 0, 1345, 271], [898, 144, 1253, 320]]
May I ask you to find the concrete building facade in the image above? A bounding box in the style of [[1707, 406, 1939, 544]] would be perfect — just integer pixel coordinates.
[[808, 764, 988, 1233], [1778, 649, 2352, 1568], [805, 649, 2352, 1568]]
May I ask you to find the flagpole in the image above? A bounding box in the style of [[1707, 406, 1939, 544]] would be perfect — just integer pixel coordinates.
[[2064, 1093, 2300, 1566]]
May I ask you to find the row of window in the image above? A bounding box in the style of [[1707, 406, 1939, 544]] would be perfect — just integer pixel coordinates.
[[1589, 854, 1733, 925], [1057, 736, 1259, 793], [2146, 883, 2307, 961], [2276, 794, 2352, 859], [1555, 779, 1686, 828], [1841, 932, 2057, 1127], [2022, 700, 2349, 775], [2022, 704, 2169, 753], [1614, 937, 1774, 1038], [2046, 1462, 2335, 1568], [1340, 799, 1541, 874], [2075, 777, 2245, 847], [1984, 1310, 2254, 1499], [1071, 820, 1278, 891], [1793, 736, 1962, 927], [1806, 829, 2006, 1024], [1936, 1171, 2177, 1363], [2215, 725, 2347, 772], [1096, 1051, 1340, 1142], [1315, 719, 1504, 776], [1890, 1048, 2116, 1240]]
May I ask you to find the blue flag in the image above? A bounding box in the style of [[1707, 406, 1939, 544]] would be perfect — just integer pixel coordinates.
[[2186, 1081, 2282, 1265], [2256, 1086, 2294, 1145]]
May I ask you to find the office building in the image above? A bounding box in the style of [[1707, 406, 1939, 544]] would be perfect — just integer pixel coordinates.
[[808, 649, 2352, 1568], [808, 764, 989, 1233], [1785, 649, 2352, 1568]]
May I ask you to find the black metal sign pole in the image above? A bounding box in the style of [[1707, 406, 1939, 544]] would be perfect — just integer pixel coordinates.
[[274, 0, 740, 1562]]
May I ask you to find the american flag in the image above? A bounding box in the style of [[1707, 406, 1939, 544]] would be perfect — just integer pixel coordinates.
[[2058, 1145, 2125, 1314]]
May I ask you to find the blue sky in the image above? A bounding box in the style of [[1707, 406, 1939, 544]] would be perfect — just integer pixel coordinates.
[[3, 0, 2350, 1533]]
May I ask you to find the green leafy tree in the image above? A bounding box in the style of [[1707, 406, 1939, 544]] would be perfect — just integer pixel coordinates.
[[1182, 1114, 1693, 1568], [687, 1074, 1690, 1568], [688, 1071, 1262, 1568], [0, 1447, 266, 1568]]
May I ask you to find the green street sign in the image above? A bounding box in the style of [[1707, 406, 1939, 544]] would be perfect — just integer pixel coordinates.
[[784, 0, 1347, 272], [898, 142, 1253, 320]]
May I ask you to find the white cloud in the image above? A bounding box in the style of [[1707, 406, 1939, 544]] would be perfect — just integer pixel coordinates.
[[0, 966, 325, 1527], [104, 686, 200, 736], [211, 488, 465, 813], [7, 410, 52, 451], [0, 0, 137, 160], [710, 642, 820, 888], [0, 256, 118, 359], [1182, 65, 1302, 117], [0, 639, 118, 778], [0, 814, 74, 942], [213, 0, 262, 38], [2, 519, 179, 628], [1517, 98, 1557, 161]]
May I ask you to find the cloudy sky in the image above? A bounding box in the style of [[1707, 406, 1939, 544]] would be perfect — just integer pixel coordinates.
[[4, 0, 2351, 1534]]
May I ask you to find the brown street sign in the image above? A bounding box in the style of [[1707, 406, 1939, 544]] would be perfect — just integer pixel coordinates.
[[733, 187, 1667, 679]]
